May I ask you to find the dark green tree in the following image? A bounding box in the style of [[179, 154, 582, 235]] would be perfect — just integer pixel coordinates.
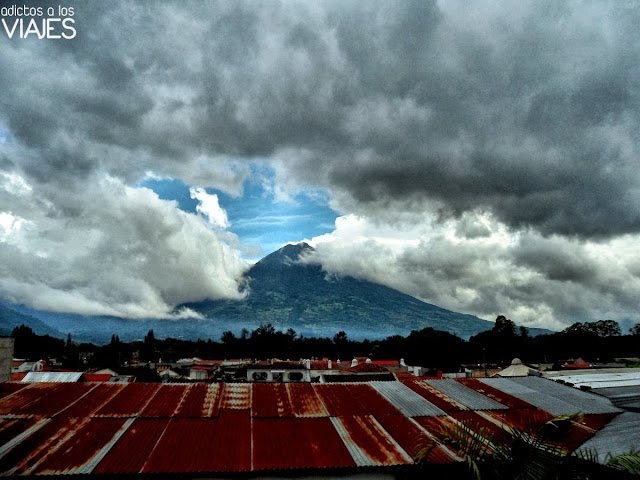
[[141, 329, 156, 362]]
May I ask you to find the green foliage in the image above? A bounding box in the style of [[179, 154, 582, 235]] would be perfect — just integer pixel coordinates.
[[563, 320, 621, 337], [605, 451, 640, 476], [12, 324, 65, 361], [469, 316, 534, 364], [419, 413, 640, 480]]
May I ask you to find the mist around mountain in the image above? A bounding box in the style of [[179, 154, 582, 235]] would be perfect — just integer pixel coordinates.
[[0, 243, 551, 344], [184, 243, 506, 341]]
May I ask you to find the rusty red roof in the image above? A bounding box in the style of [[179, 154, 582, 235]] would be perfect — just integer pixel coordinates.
[[94, 383, 160, 417], [93, 418, 169, 474], [252, 383, 293, 418], [0, 383, 26, 400], [82, 374, 113, 383], [286, 383, 328, 417], [140, 384, 188, 417], [332, 415, 412, 466], [219, 384, 251, 410], [17, 383, 90, 417], [0, 378, 624, 476], [174, 384, 210, 417], [344, 363, 389, 373], [143, 411, 251, 474], [456, 378, 536, 409], [58, 383, 123, 417], [253, 417, 355, 470], [401, 380, 468, 412], [314, 384, 368, 416], [344, 384, 402, 417]]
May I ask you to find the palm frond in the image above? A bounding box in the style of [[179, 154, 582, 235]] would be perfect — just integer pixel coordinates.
[[606, 450, 640, 475]]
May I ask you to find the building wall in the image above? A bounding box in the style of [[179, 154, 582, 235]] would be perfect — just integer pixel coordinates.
[[0, 338, 15, 382]]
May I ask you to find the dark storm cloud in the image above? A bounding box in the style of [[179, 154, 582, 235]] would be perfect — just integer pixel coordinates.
[[3, 1, 639, 239], [2, 0, 640, 324]]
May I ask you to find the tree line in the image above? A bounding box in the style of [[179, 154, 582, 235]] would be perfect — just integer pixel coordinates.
[[11, 316, 640, 373]]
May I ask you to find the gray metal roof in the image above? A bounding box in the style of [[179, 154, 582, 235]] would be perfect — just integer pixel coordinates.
[[574, 412, 640, 463], [481, 377, 621, 415], [592, 385, 640, 410], [424, 379, 508, 411], [22, 372, 84, 383], [369, 380, 447, 417]]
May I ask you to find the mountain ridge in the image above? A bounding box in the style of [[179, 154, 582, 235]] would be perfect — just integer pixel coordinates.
[[185, 242, 500, 340], [0, 243, 552, 343]]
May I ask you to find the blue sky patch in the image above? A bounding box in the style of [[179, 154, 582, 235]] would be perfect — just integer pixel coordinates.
[[139, 170, 337, 260]]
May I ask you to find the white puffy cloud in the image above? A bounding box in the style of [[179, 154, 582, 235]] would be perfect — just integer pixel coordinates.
[[305, 213, 640, 331], [189, 187, 230, 228], [0, 174, 248, 319]]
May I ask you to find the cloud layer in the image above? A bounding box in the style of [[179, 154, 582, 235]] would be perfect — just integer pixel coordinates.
[[1, 1, 640, 328]]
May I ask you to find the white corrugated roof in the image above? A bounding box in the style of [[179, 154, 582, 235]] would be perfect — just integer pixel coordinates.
[[22, 371, 83, 383], [548, 371, 640, 390]]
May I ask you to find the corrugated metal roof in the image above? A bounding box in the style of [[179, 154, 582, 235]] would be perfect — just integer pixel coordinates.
[[219, 383, 251, 410], [331, 416, 412, 466], [424, 379, 508, 411], [253, 417, 355, 470], [575, 412, 640, 463], [17, 383, 92, 417], [58, 384, 124, 417], [345, 384, 402, 417], [0, 418, 48, 458], [36, 418, 134, 475], [401, 380, 468, 411], [286, 383, 329, 417], [483, 409, 555, 432], [592, 385, 640, 409], [252, 383, 293, 418], [370, 381, 447, 417], [22, 372, 83, 383], [314, 384, 369, 417], [480, 377, 621, 415], [457, 378, 536, 409], [94, 383, 160, 417], [0, 417, 128, 476], [449, 411, 512, 444], [373, 414, 458, 463], [142, 411, 252, 473], [82, 374, 113, 383], [140, 384, 188, 417], [551, 371, 640, 389], [512, 377, 621, 415], [0, 380, 627, 475], [92, 418, 169, 474], [0, 383, 27, 400], [174, 384, 209, 417], [0, 384, 72, 417]]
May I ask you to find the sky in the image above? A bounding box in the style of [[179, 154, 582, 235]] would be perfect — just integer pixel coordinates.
[[1, 0, 640, 332]]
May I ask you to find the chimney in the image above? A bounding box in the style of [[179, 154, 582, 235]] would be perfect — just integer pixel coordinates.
[[400, 358, 406, 366], [306, 359, 311, 369], [328, 360, 332, 369], [351, 358, 358, 367], [365, 358, 372, 364]]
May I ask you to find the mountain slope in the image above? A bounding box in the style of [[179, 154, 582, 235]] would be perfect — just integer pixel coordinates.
[[0, 244, 550, 343], [0, 303, 65, 338], [185, 243, 497, 340]]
